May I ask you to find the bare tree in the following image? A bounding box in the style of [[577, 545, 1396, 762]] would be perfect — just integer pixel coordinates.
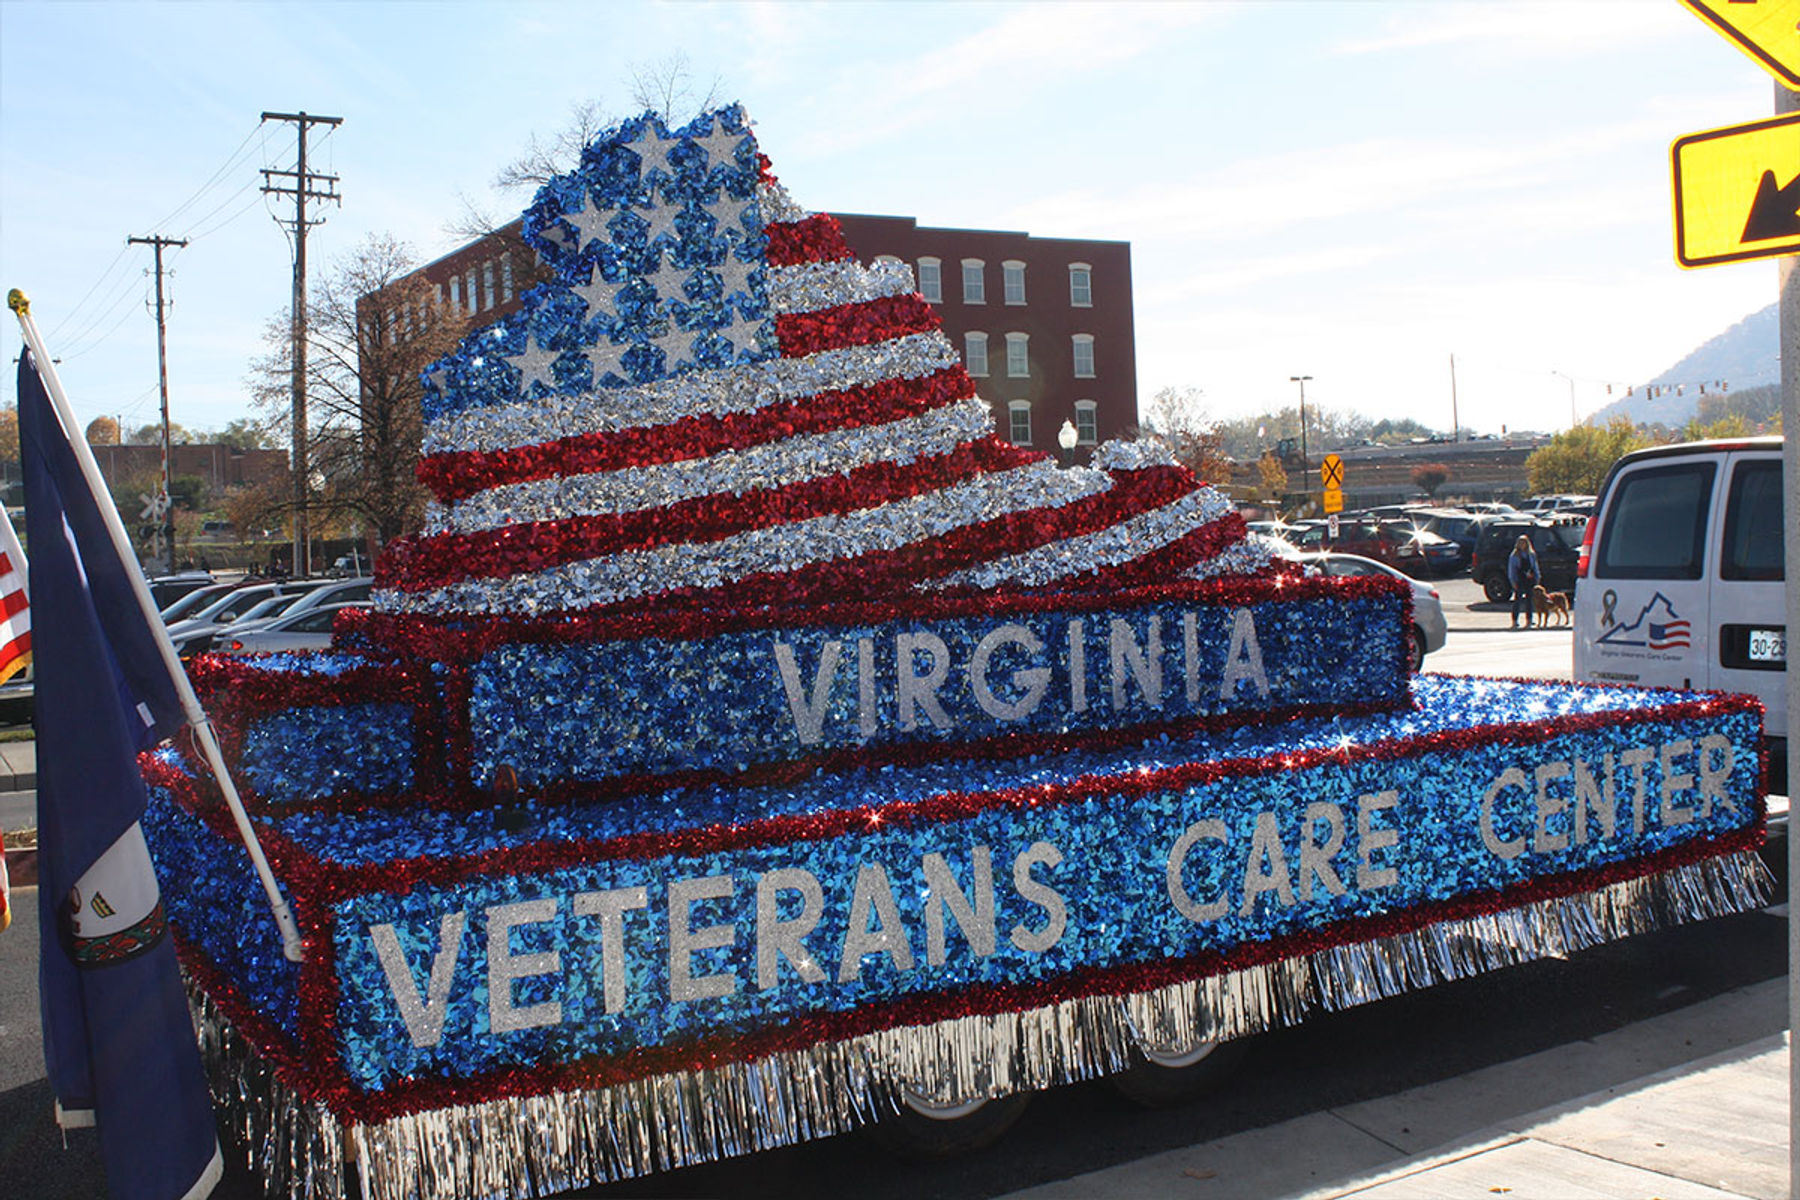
[[247, 233, 472, 548], [1138, 385, 1234, 486]]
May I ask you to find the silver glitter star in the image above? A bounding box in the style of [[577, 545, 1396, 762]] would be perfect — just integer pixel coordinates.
[[586, 336, 631, 385], [640, 250, 693, 307], [675, 124, 748, 170], [637, 196, 688, 248], [564, 201, 616, 256], [506, 330, 563, 396], [712, 251, 759, 302]]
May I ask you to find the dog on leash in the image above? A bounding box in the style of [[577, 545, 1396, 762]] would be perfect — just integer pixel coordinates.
[[1531, 585, 1571, 626]]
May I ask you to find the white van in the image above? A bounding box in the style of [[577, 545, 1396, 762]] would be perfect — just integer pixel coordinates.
[[1573, 437, 1786, 795]]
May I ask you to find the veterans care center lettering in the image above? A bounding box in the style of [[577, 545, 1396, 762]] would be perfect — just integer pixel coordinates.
[[363, 728, 1737, 1051]]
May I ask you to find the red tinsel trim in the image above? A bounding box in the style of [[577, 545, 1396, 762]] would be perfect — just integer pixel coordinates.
[[174, 824, 1761, 1124], [379, 437, 1035, 592], [763, 214, 855, 266], [773, 293, 939, 358], [416, 366, 977, 504]]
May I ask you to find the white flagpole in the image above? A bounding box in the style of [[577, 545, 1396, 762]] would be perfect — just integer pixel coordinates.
[[9, 289, 305, 962]]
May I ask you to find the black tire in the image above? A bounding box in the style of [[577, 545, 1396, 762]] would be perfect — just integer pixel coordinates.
[[865, 1089, 1033, 1158], [1408, 626, 1427, 673], [1482, 574, 1513, 604], [1108, 1037, 1249, 1108]]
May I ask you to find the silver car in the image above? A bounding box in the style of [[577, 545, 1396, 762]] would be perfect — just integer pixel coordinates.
[[216, 602, 370, 654], [1293, 552, 1448, 672]]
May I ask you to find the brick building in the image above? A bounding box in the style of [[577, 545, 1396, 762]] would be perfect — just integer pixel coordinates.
[[387, 215, 1140, 459], [831, 215, 1138, 458], [90, 442, 288, 495]]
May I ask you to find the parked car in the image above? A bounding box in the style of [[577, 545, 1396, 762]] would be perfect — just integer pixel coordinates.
[[218, 602, 370, 654], [1470, 517, 1586, 603], [1407, 509, 1499, 574], [1371, 521, 1461, 578], [1573, 436, 1785, 798], [273, 576, 373, 623], [165, 580, 332, 659], [160, 581, 245, 622], [1292, 552, 1447, 671], [148, 571, 216, 611]]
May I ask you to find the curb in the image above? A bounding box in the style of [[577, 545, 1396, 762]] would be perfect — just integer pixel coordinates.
[[5, 846, 36, 887]]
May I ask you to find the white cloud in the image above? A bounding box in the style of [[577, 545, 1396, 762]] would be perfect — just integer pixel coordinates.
[[1332, 1, 1691, 57]]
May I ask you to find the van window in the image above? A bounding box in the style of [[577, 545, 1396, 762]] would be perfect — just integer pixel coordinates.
[[1594, 462, 1715, 580], [1721, 459, 1784, 582]]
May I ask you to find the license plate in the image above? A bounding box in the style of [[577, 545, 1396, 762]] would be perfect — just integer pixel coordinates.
[[1748, 627, 1786, 663]]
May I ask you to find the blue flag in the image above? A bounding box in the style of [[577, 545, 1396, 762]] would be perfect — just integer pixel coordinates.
[[20, 350, 221, 1200]]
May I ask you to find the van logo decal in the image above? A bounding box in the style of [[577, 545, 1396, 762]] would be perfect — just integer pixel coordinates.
[[1601, 589, 1618, 626], [1596, 592, 1692, 651]]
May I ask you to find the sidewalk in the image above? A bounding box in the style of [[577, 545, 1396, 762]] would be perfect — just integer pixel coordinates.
[[1004, 976, 1790, 1200], [0, 737, 34, 795]]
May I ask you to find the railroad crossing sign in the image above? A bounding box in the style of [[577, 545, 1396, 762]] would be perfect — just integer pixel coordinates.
[[1671, 112, 1800, 267], [1679, 0, 1800, 89], [1320, 453, 1344, 514]]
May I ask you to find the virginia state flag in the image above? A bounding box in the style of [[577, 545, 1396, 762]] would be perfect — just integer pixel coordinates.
[[19, 349, 221, 1200]]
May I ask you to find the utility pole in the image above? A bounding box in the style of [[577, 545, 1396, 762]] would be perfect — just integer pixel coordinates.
[[1448, 353, 1460, 442], [127, 234, 187, 574], [260, 110, 342, 578]]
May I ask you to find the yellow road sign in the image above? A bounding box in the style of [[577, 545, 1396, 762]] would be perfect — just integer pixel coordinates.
[[1324, 486, 1343, 515], [1320, 453, 1344, 489], [1679, 0, 1800, 89], [1671, 112, 1800, 268]]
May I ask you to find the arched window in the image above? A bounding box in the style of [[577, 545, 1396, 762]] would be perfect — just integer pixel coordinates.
[[1002, 260, 1026, 305], [917, 257, 942, 303], [1005, 332, 1029, 378], [1068, 262, 1093, 307], [961, 258, 986, 304], [964, 332, 989, 377], [1072, 334, 1096, 379]]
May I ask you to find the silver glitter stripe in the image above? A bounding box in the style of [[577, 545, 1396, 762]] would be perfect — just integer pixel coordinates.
[[926, 484, 1242, 591], [766, 258, 917, 315], [427, 398, 997, 536], [422, 332, 962, 457], [379, 460, 1106, 616], [756, 181, 810, 225], [192, 851, 1768, 1200], [1186, 538, 1280, 581]]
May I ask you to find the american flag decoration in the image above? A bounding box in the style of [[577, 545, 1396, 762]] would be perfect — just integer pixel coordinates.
[[373, 105, 1270, 620], [0, 508, 29, 687]]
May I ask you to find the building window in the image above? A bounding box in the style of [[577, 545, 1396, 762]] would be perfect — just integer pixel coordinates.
[[466, 269, 480, 312], [1002, 260, 1026, 305], [1072, 334, 1096, 378], [448, 276, 462, 310], [918, 257, 942, 303], [964, 332, 989, 377], [962, 259, 986, 304], [1069, 263, 1092, 307], [1005, 332, 1029, 378], [1008, 400, 1033, 446], [483, 262, 496, 310], [502, 254, 515, 303], [1075, 400, 1098, 445]]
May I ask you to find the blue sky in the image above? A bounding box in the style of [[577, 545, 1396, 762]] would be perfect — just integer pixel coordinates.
[[0, 1, 1785, 444]]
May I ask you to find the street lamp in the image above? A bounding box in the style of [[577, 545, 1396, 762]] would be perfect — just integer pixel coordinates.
[[1057, 418, 1078, 467], [1289, 375, 1312, 489], [1552, 370, 1578, 428]]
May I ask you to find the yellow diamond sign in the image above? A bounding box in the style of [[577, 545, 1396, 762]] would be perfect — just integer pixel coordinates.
[[1679, 0, 1800, 89], [1671, 112, 1800, 268]]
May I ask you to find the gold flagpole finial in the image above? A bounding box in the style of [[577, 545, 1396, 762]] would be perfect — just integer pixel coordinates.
[[6, 290, 28, 316]]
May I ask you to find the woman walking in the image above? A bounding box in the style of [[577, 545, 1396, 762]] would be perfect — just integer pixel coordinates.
[[1507, 534, 1540, 629]]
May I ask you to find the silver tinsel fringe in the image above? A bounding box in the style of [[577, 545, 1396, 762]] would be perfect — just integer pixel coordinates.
[[190, 849, 1769, 1200]]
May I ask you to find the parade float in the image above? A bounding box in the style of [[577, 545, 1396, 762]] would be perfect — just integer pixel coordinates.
[[139, 106, 1769, 1200]]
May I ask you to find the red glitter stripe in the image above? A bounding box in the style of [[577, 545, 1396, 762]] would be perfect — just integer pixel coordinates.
[[763, 214, 854, 266], [416, 366, 977, 504], [380, 438, 1036, 592], [774, 294, 939, 358]]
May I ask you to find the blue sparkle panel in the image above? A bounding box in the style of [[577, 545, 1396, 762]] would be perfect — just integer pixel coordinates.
[[314, 695, 1757, 1092], [466, 591, 1408, 789]]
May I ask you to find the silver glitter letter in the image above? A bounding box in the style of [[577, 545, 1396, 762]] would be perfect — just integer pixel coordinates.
[[1357, 791, 1400, 890], [774, 639, 844, 746], [756, 867, 827, 990], [668, 875, 739, 1003], [573, 886, 649, 1015], [1183, 611, 1200, 706], [1660, 738, 1696, 825], [1218, 608, 1269, 700], [1239, 812, 1295, 914], [858, 637, 878, 740], [1010, 841, 1066, 953], [1572, 757, 1616, 845], [1167, 819, 1230, 921], [1109, 616, 1164, 712], [1621, 746, 1656, 835], [838, 864, 915, 982], [371, 911, 466, 1049], [923, 847, 996, 966], [969, 625, 1049, 722], [1067, 619, 1087, 713], [1533, 760, 1572, 853], [1298, 801, 1347, 901], [487, 899, 562, 1035], [1696, 734, 1736, 819], [1480, 769, 1529, 860], [895, 631, 953, 731]]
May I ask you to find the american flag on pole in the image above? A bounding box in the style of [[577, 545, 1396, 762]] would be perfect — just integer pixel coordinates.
[[0, 506, 30, 686]]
